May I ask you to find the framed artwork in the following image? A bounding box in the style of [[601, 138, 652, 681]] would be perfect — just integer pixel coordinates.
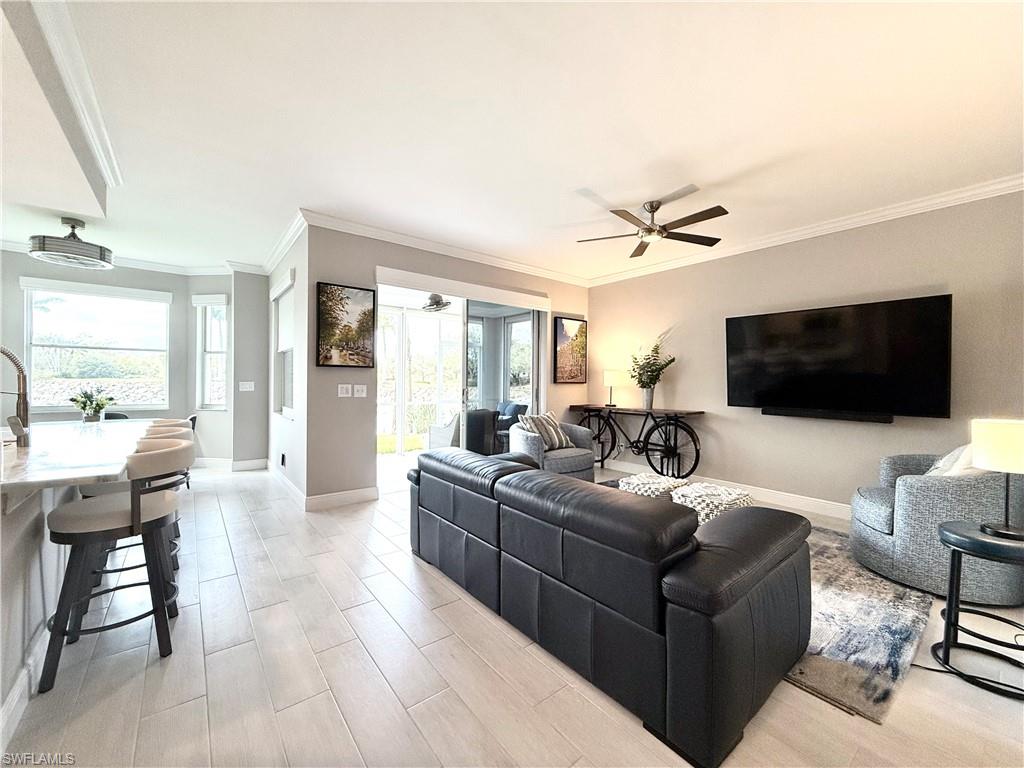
[[316, 282, 376, 367], [553, 316, 587, 383]]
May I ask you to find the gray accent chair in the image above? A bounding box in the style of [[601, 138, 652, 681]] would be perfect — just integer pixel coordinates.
[[509, 421, 595, 481], [428, 413, 460, 450], [850, 454, 1024, 605]]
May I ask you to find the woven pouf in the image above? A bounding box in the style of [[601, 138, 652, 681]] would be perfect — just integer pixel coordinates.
[[671, 482, 754, 525], [616, 473, 689, 499]]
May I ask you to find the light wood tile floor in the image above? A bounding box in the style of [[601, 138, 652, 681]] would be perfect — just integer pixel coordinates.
[[7, 467, 1023, 767]]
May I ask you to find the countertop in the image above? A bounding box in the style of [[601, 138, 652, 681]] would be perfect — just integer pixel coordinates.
[[1, 419, 152, 500]]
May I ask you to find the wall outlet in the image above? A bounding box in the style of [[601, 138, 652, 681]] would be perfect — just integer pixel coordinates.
[[238, 381, 255, 392], [337, 384, 352, 398], [353, 384, 367, 398]]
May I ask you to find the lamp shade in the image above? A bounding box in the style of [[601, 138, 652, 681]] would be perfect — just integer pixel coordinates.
[[603, 369, 628, 387], [971, 418, 1024, 474]]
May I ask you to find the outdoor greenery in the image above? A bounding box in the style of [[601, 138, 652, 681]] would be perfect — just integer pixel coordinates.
[[630, 336, 676, 389], [69, 387, 116, 417]]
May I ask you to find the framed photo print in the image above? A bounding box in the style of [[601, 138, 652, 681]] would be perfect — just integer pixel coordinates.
[[553, 316, 587, 383], [316, 282, 376, 367]]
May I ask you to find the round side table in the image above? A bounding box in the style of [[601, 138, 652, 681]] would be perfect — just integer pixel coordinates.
[[930, 521, 1024, 700]]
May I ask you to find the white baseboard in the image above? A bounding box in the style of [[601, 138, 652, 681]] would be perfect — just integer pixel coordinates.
[[269, 464, 307, 509], [192, 457, 231, 471], [305, 486, 378, 511], [602, 459, 850, 520], [1, 626, 50, 751], [232, 458, 268, 472]]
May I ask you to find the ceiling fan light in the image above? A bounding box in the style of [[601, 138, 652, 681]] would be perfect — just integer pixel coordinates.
[[29, 218, 113, 270], [640, 229, 663, 243], [422, 293, 451, 312]]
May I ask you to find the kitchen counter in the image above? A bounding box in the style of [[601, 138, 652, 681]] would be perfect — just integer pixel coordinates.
[[1, 419, 152, 504]]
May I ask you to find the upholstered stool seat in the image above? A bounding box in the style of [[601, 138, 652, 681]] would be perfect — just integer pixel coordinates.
[[48, 490, 178, 535]]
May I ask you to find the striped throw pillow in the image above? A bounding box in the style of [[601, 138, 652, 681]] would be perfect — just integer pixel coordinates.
[[519, 411, 573, 451]]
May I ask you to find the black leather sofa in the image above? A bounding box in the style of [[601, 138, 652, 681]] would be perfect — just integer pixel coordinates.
[[408, 448, 811, 768]]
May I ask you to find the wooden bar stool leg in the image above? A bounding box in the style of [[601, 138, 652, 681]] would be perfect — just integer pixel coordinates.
[[142, 531, 173, 657], [158, 527, 179, 619], [38, 545, 90, 693]]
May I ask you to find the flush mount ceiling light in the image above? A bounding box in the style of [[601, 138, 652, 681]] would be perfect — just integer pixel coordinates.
[[29, 217, 113, 270], [422, 293, 451, 312]]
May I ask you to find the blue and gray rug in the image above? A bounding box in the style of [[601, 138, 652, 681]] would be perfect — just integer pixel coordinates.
[[786, 526, 933, 723]]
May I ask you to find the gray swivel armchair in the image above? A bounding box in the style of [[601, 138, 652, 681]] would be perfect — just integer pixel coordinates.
[[509, 421, 595, 481], [850, 453, 1024, 605]]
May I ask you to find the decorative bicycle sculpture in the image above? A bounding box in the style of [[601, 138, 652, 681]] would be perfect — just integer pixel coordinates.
[[569, 405, 704, 479]]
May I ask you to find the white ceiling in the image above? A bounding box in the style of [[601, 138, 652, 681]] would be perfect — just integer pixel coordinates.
[[2, 2, 1021, 285]]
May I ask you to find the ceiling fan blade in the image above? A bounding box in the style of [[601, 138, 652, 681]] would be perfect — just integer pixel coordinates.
[[629, 241, 650, 259], [576, 233, 637, 243], [663, 205, 729, 231], [657, 183, 700, 205], [664, 232, 721, 247], [611, 209, 647, 228]]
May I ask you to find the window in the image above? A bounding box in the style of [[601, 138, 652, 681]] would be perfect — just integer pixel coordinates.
[[274, 287, 295, 415], [466, 318, 483, 410], [24, 279, 170, 409], [194, 297, 228, 409], [503, 314, 533, 405]]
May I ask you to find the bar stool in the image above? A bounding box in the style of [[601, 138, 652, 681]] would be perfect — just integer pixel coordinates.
[[80, 428, 193, 497], [39, 438, 194, 693], [150, 419, 193, 430]]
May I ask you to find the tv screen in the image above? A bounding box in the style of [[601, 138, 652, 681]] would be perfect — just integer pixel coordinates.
[[726, 294, 951, 418]]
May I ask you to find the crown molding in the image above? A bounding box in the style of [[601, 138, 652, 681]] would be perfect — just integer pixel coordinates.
[[29, 0, 123, 188], [225, 260, 268, 276], [112, 256, 228, 276], [297, 208, 589, 287], [1, 239, 29, 255], [586, 173, 1024, 287], [263, 211, 307, 275]]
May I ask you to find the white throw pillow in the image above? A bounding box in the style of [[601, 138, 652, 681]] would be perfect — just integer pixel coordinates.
[[926, 445, 986, 477]]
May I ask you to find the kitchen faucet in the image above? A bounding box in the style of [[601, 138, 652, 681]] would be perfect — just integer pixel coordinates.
[[1, 346, 30, 447]]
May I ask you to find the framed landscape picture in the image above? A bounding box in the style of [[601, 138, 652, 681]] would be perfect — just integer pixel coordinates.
[[316, 282, 376, 367], [553, 316, 587, 383]]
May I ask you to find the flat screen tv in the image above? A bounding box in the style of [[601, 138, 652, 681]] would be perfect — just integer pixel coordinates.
[[726, 294, 951, 420]]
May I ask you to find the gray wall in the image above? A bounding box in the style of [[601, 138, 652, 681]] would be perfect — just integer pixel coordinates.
[[587, 193, 1024, 505], [304, 225, 588, 497], [231, 270, 270, 464], [268, 231, 309, 494]]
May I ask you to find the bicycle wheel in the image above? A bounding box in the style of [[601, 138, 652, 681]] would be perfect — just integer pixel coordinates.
[[578, 411, 616, 463], [641, 417, 700, 478]]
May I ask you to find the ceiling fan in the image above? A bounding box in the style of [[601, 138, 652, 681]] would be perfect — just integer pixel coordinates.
[[577, 189, 729, 259]]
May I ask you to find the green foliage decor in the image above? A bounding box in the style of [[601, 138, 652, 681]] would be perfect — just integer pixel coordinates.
[[69, 387, 116, 416], [630, 339, 675, 389]]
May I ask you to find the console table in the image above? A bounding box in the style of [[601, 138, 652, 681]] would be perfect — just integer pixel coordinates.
[[568, 404, 705, 478]]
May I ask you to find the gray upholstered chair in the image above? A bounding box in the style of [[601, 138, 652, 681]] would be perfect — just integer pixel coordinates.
[[428, 413, 460, 449], [509, 421, 595, 481], [850, 453, 1024, 605]]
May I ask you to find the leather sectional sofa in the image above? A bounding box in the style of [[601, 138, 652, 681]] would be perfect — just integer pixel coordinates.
[[408, 448, 811, 768]]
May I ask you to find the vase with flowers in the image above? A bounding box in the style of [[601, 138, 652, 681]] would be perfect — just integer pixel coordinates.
[[630, 337, 676, 410], [69, 387, 115, 422]]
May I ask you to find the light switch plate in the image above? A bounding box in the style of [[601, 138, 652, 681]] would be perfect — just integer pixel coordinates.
[[238, 381, 255, 392], [337, 384, 352, 398], [353, 384, 367, 398]]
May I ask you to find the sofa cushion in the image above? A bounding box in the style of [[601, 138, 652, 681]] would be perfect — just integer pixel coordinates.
[[543, 447, 594, 474], [851, 486, 896, 534], [417, 448, 533, 497]]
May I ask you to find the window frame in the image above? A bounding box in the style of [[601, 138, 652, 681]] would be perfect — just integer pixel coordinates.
[[194, 296, 229, 411], [22, 278, 172, 413], [502, 312, 534, 405], [271, 277, 295, 421]]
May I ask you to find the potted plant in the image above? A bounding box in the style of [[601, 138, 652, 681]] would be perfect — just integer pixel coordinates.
[[69, 387, 115, 422], [630, 337, 676, 410]]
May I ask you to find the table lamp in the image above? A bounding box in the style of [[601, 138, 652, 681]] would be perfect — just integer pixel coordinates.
[[972, 418, 1024, 541], [603, 370, 628, 407]]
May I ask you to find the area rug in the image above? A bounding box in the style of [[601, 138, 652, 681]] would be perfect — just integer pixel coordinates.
[[785, 526, 933, 723]]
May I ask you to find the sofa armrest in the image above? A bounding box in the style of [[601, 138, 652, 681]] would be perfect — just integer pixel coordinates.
[[880, 454, 939, 488], [662, 507, 811, 614], [561, 421, 594, 451], [509, 424, 546, 467], [894, 471, 1006, 525], [659, 506, 811, 768]]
